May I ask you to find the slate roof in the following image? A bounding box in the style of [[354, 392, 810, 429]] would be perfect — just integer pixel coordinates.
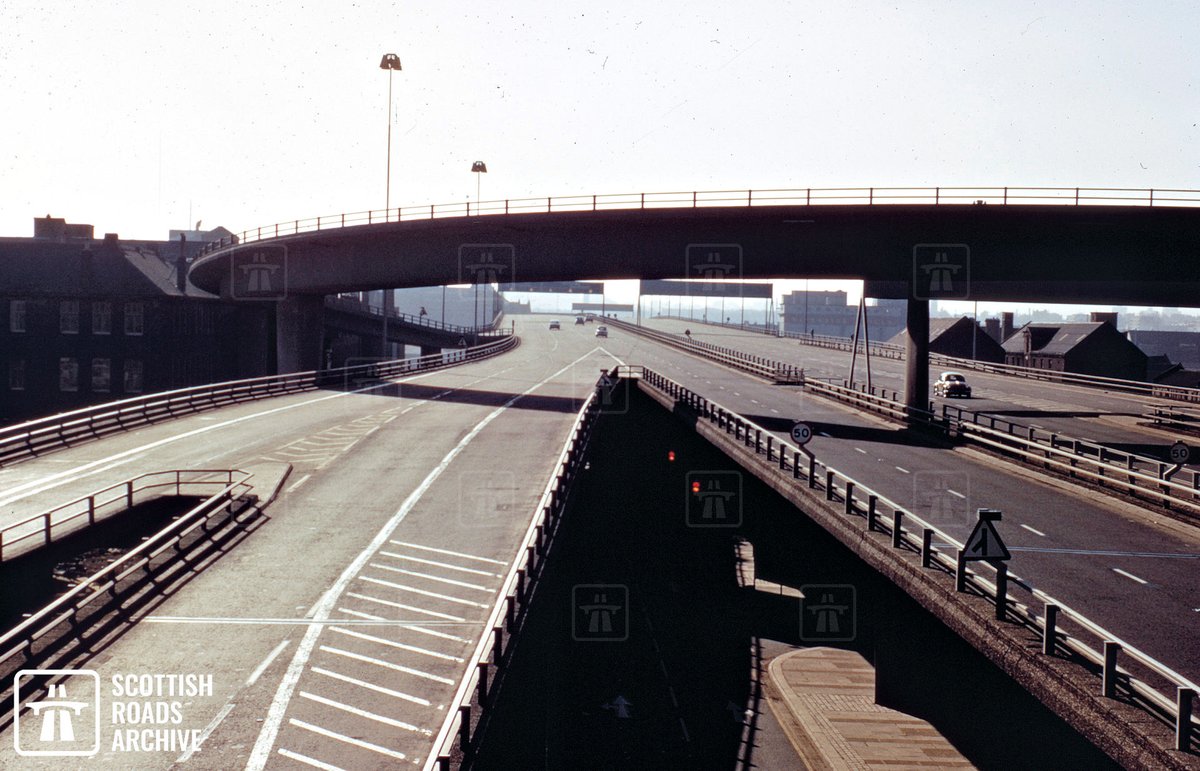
[[1001, 322, 1111, 356], [0, 237, 214, 299]]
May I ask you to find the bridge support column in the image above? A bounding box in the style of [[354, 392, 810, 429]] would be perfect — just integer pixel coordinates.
[[275, 295, 325, 374], [904, 297, 929, 418]]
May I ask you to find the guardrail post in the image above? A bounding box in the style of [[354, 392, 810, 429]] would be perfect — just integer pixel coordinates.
[[994, 563, 1008, 620], [477, 662, 489, 703], [755, 429, 762, 454], [1102, 641, 1121, 698], [766, 436, 773, 461], [891, 512, 903, 548], [516, 568, 526, 601], [792, 451, 801, 478], [459, 705, 471, 751], [493, 625, 504, 662], [921, 528, 933, 567], [1043, 604, 1059, 655], [955, 550, 968, 592], [126, 481, 134, 509], [844, 482, 854, 514], [779, 447, 787, 470], [808, 455, 817, 488], [88, 495, 96, 525], [43, 512, 52, 545], [1178, 687, 1195, 752], [825, 471, 835, 500], [867, 495, 878, 531], [505, 595, 515, 630]]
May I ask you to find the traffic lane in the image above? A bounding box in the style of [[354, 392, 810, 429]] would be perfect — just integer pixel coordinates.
[[0, 330, 620, 768], [620, 337, 1200, 682], [0, 321, 559, 530], [644, 318, 1180, 449]]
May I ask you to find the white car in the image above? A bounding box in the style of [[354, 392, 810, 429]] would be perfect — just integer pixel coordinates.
[[548, 320, 561, 330], [595, 326, 608, 338], [933, 371, 972, 398]]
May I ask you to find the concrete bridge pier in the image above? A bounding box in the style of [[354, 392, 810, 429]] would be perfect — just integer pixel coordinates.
[[275, 294, 325, 373], [903, 297, 930, 418]]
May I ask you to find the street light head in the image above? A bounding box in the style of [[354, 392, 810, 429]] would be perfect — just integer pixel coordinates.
[[471, 161, 488, 173], [380, 53, 402, 71]]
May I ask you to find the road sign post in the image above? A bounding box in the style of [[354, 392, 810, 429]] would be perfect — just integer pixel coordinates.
[[962, 508, 1012, 618], [790, 421, 813, 447], [1170, 441, 1191, 464]]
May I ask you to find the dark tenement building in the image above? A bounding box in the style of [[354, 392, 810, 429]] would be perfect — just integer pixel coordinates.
[[1001, 321, 1148, 380]]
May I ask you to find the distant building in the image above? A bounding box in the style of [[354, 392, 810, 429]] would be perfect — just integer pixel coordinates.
[[2, 224, 272, 424], [1001, 321, 1148, 380], [886, 316, 1004, 362], [781, 291, 907, 339], [1125, 330, 1200, 370]]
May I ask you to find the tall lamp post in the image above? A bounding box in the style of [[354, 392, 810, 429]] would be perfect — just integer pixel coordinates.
[[380, 53, 402, 213], [471, 161, 487, 215]]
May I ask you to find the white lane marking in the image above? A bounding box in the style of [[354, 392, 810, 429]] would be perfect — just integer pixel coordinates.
[[0, 369, 450, 508], [1020, 524, 1047, 537], [299, 691, 431, 735], [277, 747, 345, 770], [319, 645, 454, 685], [1008, 547, 1199, 558], [359, 575, 490, 608], [818, 432, 831, 437], [246, 351, 595, 771], [338, 608, 470, 643], [895, 466, 910, 474], [247, 640, 292, 686], [345, 591, 466, 622], [1112, 568, 1149, 585], [368, 564, 491, 592], [854, 448, 867, 454], [734, 392, 741, 396], [947, 489, 967, 499], [377, 551, 501, 577], [288, 719, 408, 761], [286, 474, 312, 494], [750, 398, 759, 404], [388, 540, 507, 566], [310, 667, 431, 707], [177, 701, 236, 763], [330, 626, 463, 662]]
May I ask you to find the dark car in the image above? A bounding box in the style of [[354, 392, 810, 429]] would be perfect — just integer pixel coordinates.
[[549, 320, 561, 330], [934, 371, 972, 398], [575, 316, 585, 325]]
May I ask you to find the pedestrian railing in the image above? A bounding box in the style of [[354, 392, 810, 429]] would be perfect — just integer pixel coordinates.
[[426, 382, 603, 769], [0, 470, 246, 563], [0, 335, 519, 468], [633, 366, 1198, 754], [195, 186, 1200, 258], [1150, 404, 1200, 433], [324, 295, 504, 336], [0, 471, 254, 675]]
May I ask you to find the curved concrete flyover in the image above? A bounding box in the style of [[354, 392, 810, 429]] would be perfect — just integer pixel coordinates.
[[190, 198, 1200, 307]]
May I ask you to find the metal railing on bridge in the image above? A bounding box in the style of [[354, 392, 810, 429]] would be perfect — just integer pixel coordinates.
[[0, 335, 518, 469], [630, 365, 1198, 754], [324, 295, 504, 336], [195, 186, 1200, 258]]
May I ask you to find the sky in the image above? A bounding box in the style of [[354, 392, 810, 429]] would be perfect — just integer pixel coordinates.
[[3, 1, 1197, 312]]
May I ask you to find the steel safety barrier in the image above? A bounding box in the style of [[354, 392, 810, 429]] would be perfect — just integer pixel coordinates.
[[426, 381, 604, 768], [0, 335, 518, 469], [632, 366, 1198, 753]]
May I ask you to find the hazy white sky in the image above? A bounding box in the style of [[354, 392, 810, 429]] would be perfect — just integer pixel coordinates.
[[3, 2, 1197, 311]]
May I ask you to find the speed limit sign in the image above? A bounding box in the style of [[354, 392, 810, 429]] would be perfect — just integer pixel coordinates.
[[790, 422, 813, 445], [1169, 441, 1191, 464]]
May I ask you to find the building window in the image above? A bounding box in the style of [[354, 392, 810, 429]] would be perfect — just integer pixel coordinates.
[[92, 301, 112, 335], [60, 300, 80, 334], [9, 300, 26, 333], [123, 359, 144, 393], [92, 358, 111, 393], [59, 357, 79, 391], [124, 302, 144, 336], [9, 359, 25, 390]]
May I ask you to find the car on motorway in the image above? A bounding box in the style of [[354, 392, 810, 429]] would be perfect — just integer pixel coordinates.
[[585, 314, 595, 323], [933, 371, 971, 398], [595, 326, 608, 337], [549, 320, 561, 330], [575, 316, 585, 325]]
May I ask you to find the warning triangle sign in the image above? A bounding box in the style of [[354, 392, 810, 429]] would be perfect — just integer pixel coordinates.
[[458, 337, 468, 347], [963, 518, 1010, 562]]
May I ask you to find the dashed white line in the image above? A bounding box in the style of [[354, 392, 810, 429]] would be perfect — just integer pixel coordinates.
[[1020, 524, 1047, 537], [286, 474, 312, 493], [310, 666, 431, 707], [895, 466, 910, 474], [769, 408, 779, 414], [1112, 568, 1149, 585], [177, 702, 236, 763], [247, 640, 292, 686], [346, 591, 465, 622], [947, 489, 966, 499], [818, 432, 831, 437], [299, 690, 432, 735], [288, 719, 408, 761], [854, 448, 867, 454]]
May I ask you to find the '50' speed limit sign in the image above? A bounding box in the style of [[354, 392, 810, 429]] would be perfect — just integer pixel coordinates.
[[791, 422, 813, 445]]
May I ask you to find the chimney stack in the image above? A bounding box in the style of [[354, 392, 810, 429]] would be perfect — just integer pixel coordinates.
[[984, 317, 1000, 342], [1000, 312, 1014, 341]]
